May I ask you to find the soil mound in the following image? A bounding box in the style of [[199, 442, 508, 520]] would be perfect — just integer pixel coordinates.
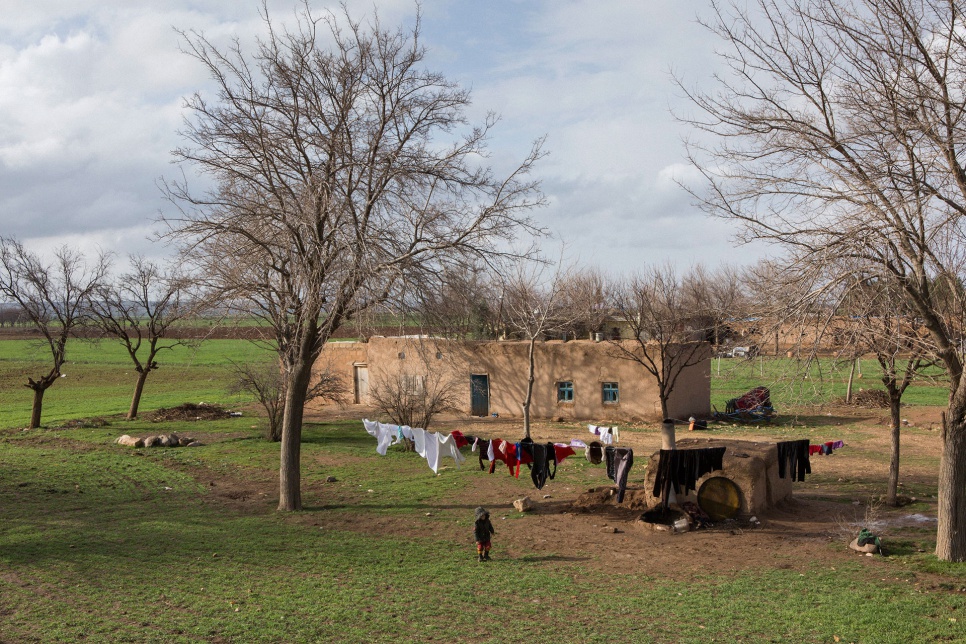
[[56, 417, 111, 429], [146, 403, 233, 422]]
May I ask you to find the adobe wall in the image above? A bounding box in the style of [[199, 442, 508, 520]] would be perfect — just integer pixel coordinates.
[[312, 337, 711, 422]]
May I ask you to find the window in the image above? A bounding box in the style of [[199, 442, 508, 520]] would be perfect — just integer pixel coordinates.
[[399, 374, 425, 395], [557, 381, 574, 402], [602, 382, 619, 404]]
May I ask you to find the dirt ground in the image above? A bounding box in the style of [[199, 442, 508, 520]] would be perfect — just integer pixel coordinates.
[[193, 404, 948, 584]]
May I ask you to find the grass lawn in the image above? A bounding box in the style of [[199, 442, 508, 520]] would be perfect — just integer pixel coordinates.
[[710, 355, 950, 410], [0, 340, 964, 642], [0, 339, 275, 429]]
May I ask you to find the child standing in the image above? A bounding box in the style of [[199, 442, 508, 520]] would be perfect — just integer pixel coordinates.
[[473, 507, 495, 562]]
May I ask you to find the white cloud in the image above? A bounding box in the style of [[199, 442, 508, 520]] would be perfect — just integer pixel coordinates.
[[0, 0, 767, 275]]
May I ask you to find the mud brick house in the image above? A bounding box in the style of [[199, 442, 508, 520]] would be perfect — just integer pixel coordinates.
[[314, 336, 711, 422]]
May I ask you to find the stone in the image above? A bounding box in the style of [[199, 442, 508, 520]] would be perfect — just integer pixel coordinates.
[[513, 497, 533, 512], [849, 538, 880, 554], [143, 436, 161, 447], [325, 476, 337, 483], [186, 441, 202, 447], [115, 435, 144, 447], [178, 436, 194, 446]]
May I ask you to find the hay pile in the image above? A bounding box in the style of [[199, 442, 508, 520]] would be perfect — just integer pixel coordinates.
[[843, 389, 890, 408]]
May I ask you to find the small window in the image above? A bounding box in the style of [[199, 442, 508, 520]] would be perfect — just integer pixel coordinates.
[[602, 382, 619, 404], [399, 374, 425, 395], [557, 381, 574, 402]]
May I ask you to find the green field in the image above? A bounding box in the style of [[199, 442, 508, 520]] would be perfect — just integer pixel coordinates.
[[1, 339, 964, 642], [710, 354, 950, 410], [0, 339, 275, 428]]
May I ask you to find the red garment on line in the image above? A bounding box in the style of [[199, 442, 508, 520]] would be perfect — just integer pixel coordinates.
[[489, 439, 520, 476], [553, 444, 577, 463]]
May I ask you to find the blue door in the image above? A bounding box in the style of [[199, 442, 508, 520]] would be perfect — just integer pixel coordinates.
[[470, 374, 489, 416]]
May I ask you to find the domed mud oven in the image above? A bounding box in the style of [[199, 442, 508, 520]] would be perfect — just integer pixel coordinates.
[[641, 437, 795, 517]]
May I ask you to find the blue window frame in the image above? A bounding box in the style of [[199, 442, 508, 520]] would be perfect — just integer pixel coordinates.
[[557, 381, 574, 402], [602, 382, 619, 404]]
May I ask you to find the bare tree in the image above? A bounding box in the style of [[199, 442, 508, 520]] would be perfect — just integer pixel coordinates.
[[413, 264, 501, 340], [682, 0, 966, 560], [557, 267, 610, 341], [229, 359, 349, 441], [500, 258, 583, 438], [846, 278, 935, 506], [774, 261, 937, 506], [165, 5, 544, 510], [0, 239, 107, 428], [367, 340, 462, 432], [87, 257, 196, 419], [682, 264, 747, 350], [607, 264, 711, 420], [0, 304, 27, 328]]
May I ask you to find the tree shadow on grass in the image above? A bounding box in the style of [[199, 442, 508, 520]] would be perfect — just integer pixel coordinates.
[[511, 554, 591, 563], [776, 413, 877, 427], [303, 501, 509, 513]]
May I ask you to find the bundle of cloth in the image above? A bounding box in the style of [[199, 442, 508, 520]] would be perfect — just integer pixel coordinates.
[[808, 440, 844, 456]]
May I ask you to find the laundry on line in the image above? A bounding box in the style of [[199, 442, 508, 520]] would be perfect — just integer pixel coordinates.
[[360, 420, 633, 500], [589, 424, 620, 444]]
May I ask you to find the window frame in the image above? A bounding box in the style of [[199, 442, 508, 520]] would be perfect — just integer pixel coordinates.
[[601, 381, 619, 404], [556, 380, 574, 403]]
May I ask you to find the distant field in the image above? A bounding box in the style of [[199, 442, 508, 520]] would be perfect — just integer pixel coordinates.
[[0, 339, 275, 428], [710, 354, 950, 410]]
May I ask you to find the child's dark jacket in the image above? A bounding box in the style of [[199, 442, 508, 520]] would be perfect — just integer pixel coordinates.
[[474, 507, 495, 543]]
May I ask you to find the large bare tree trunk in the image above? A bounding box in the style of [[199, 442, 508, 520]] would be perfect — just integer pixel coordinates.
[[278, 360, 312, 512], [887, 393, 901, 506], [127, 369, 150, 420], [29, 387, 45, 429], [278, 328, 320, 512], [937, 409, 966, 561]]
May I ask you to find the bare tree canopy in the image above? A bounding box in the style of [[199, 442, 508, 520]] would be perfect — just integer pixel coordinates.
[[683, 0, 966, 560], [607, 263, 712, 420], [0, 238, 107, 428], [87, 256, 196, 420], [165, 4, 545, 511], [499, 257, 584, 438]]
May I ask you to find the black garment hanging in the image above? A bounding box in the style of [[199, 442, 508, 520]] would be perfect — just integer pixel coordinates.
[[476, 439, 491, 471], [612, 447, 634, 503], [652, 447, 726, 509], [776, 439, 811, 481], [586, 441, 603, 464], [605, 445, 617, 480], [521, 440, 557, 490]]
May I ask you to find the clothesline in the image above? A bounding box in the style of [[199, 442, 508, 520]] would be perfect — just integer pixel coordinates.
[[361, 420, 844, 506], [361, 419, 634, 501]]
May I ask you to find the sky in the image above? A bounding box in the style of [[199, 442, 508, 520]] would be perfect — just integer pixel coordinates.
[[0, 0, 771, 276]]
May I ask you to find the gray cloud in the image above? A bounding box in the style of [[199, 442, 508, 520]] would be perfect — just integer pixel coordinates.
[[0, 0, 767, 273]]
